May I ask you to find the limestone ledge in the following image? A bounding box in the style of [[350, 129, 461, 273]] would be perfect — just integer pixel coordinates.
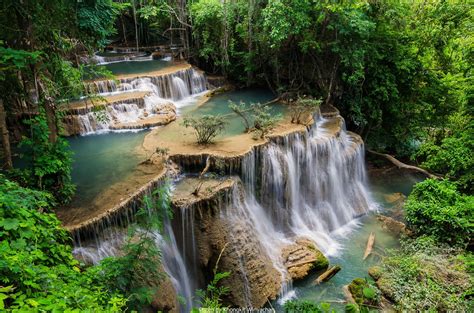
[[60, 109, 360, 242], [143, 113, 358, 175]]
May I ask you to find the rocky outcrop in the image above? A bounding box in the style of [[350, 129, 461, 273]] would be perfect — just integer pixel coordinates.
[[376, 215, 411, 237], [171, 178, 281, 308], [281, 238, 328, 280], [368, 266, 396, 303], [150, 272, 179, 313]]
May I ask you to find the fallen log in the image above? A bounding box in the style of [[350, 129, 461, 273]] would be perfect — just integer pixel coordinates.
[[363, 232, 375, 260], [287, 258, 319, 268], [367, 149, 440, 179], [314, 265, 341, 284]]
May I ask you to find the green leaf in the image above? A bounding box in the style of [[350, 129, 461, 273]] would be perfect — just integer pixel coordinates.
[[363, 287, 376, 300], [1, 218, 19, 230]]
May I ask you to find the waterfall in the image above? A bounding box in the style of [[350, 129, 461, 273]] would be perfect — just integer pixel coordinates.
[[85, 68, 206, 99], [69, 113, 375, 310], [71, 67, 207, 135], [213, 116, 375, 303]]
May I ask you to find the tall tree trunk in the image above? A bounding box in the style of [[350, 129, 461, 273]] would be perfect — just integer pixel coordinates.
[[132, 0, 139, 50], [0, 99, 13, 170], [247, 0, 255, 86], [121, 15, 128, 46], [36, 75, 58, 144]]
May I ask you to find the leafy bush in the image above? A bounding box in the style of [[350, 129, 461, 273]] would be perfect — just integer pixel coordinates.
[[182, 114, 227, 144], [284, 300, 333, 313], [252, 104, 281, 139], [92, 185, 172, 310], [405, 179, 473, 246], [229, 101, 281, 138], [16, 110, 75, 203], [290, 97, 322, 124], [0, 176, 125, 311], [375, 237, 472, 312], [413, 117, 473, 192]]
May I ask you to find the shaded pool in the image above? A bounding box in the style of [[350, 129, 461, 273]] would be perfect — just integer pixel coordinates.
[[68, 130, 149, 206], [102, 59, 173, 76]]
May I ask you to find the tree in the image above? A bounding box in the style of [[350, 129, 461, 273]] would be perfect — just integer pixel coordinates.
[[229, 101, 252, 132], [182, 115, 227, 144], [289, 97, 322, 124], [405, 179, 473, 247], [252, 104, 280, 139]]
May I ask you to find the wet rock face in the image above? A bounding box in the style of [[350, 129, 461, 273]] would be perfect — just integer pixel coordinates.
[[151, 274, 179, 313], [281, 238, 329, 281], [194, 202, 281, 308]]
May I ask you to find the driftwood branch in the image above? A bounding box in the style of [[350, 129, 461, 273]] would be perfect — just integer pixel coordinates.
[[287, 258, 318, 268], [314, 265, 341, 284], [193, 156, 212, 196], [363, 232, 375, 260], [367, 149, 440, 179]]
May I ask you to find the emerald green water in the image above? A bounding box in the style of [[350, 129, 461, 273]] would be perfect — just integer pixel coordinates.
[[68, 131, 148, 206], [96, 52, 139, 57], [67, 89, 279, 204], [102, 59, 172, 75], [182, 88, 287, 137], [274, 170, 424, 310]]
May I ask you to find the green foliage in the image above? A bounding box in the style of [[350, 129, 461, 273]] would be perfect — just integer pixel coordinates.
[[182, 114, 227, 144], [413, 113, 473, 192], [405, 179, 473, 246], [252, 104, 281, 139], [0, 176, 126, 312], [14, 110, 75, 202], [91, 183, 172, 310], [347, 278, 379, 311], [77, 0, 120, 48], [377, 237, 472, 311], [229, 101, 281, 137], [284, 300, 334, 313], [229, 101, 253, 132], [195, 271, 231, 310], [290, 97, 322, 124]]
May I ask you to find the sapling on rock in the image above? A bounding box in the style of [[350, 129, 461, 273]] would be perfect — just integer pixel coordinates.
[[290, 97, 322, 124], [182, 115, 227, 144]]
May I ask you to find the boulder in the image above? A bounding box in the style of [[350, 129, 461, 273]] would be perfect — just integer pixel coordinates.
[[150, 273, 179, 313], [281, 238, 329, 280], [376, 215, 411, 237]]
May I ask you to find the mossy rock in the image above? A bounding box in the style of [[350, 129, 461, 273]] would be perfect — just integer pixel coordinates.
[[282, 238, 329, 280], [368, 266, 383, 280], [348, 278, 379, 306]]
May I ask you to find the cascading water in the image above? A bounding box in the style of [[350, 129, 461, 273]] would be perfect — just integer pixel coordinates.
[[212, 114, 375, 303], [70, 112, 375, 311], [71, 67, 207, 134]]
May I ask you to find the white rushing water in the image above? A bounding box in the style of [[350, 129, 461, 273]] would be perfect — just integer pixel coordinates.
[[219, 115, 376, 303], [73, 67, 207, 135], [71, 113, 375, 310]]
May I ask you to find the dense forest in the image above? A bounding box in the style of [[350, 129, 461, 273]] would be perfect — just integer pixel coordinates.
[[0, 0, 472, 312]]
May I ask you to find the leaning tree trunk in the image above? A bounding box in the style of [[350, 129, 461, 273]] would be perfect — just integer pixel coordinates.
[[36, 76, 58, 144], [0, 99, 13, 170]]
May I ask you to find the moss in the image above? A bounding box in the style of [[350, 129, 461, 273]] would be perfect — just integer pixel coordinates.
[[348, 278, 367, 305], [312, 250, 329, 270], [348, 278, 379, 306], [368, 266, 383, 280]]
